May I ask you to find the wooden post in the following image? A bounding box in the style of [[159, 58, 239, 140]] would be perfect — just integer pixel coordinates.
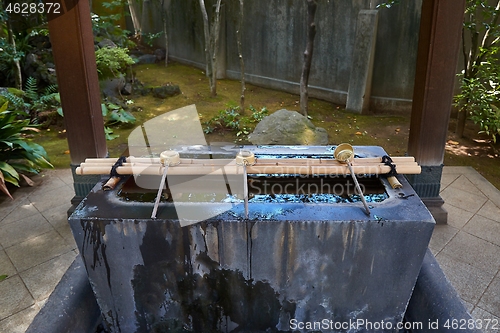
[[407, 0, 466, 224], [47, 0, 108, 205]]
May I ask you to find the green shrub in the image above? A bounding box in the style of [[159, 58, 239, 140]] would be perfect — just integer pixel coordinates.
[[0, 37, 25, 87], [91, 0, 135, 49], [0, 102, 53, 198], [95, 47, 135, 80], [454, 0, 500, 142], [57, 101, 136, 141], [101, 101, 136, 140], [203, 105, 269, 142], [455, 50, 500, 142]]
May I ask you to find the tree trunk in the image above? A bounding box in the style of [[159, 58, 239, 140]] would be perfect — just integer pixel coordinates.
[[6, 21, 22, 90], [237, 0, 246, 111], [199, 0, 219, 97], [127, 0, 142, 35], [456, 28, 470, 138], [163, 17, 169, 66], [161, 0, 169, 67], [299, 0, 317, 117], [210, 0, 222, 97]]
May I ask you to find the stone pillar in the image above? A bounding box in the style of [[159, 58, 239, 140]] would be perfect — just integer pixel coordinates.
[[407, 0, 466, 224], [346, 10, 379, 114], [47, 0, 108, 206]]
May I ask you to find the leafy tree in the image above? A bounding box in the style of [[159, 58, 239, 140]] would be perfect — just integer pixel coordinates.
[[0, 6, 23, 89], [455, 0, 500, 142]]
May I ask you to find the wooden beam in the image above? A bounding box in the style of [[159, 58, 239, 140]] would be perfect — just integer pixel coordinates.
[[407, 0, 466, 224], [47, 0, 107, 164], [408, 0, 466, 165]]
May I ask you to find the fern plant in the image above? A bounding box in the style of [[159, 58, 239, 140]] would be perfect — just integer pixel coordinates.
[[0, 88, 26, 113], [24, 76, 60, 114], [0, 77, 60, 119], [0, 101, 53, 199]]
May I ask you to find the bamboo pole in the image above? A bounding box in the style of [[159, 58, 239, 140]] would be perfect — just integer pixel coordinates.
[[84, 156, 415, 165], [75, 163, 420, 176], [79, 161, 418, 170]]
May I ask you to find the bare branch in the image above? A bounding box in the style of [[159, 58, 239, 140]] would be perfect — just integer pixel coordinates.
[[299, 0, 317, 117]]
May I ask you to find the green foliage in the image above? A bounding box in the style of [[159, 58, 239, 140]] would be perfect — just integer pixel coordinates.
[[0, 102, 53, 198], [95, 47, 135, 80], [0, 77, 60, 119], [102, 102, 136, 125], [57, 101, 136, 141], [0, 37, 25, 85], [0, 274, 7, 282], [455, 59, 500, 142], [376, 0, 400, 9], [455, 0, 500, 142], [91, 0, 135, 48], [101, 101, 136, 140], [203, 105, 269, 142], [24, 77, 60, 114], [247, 105, 269, 123], [0, 88, 26, 112], [141, 32, 163, 47], [204, 106, 240, 134]]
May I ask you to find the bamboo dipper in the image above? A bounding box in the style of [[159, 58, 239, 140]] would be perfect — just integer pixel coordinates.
[[334, 143, 371, 216], [151, 150, 180, 218], [235, 150, 256, 219]]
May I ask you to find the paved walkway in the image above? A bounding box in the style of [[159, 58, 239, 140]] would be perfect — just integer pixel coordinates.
[[0, 166, 498, 332]]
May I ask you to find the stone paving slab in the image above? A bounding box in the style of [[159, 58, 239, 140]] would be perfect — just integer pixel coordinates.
[[0, 169, 77, 333], [436, 166, 500, 322], [0, 166, 498, 331], [471, 307, 500, 333]]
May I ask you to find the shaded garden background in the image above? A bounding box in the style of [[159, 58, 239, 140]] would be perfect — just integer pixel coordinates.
[[0, 0, 498, 198]]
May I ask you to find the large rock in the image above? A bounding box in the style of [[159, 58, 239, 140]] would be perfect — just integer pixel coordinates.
[[136, 54, 157, 64], [248, 109, 328, 145], [100, 77, 126, 98]]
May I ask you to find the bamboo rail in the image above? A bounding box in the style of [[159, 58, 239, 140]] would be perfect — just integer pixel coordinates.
[[84, 156, 415, 165], [75, 158, 420, 176]]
